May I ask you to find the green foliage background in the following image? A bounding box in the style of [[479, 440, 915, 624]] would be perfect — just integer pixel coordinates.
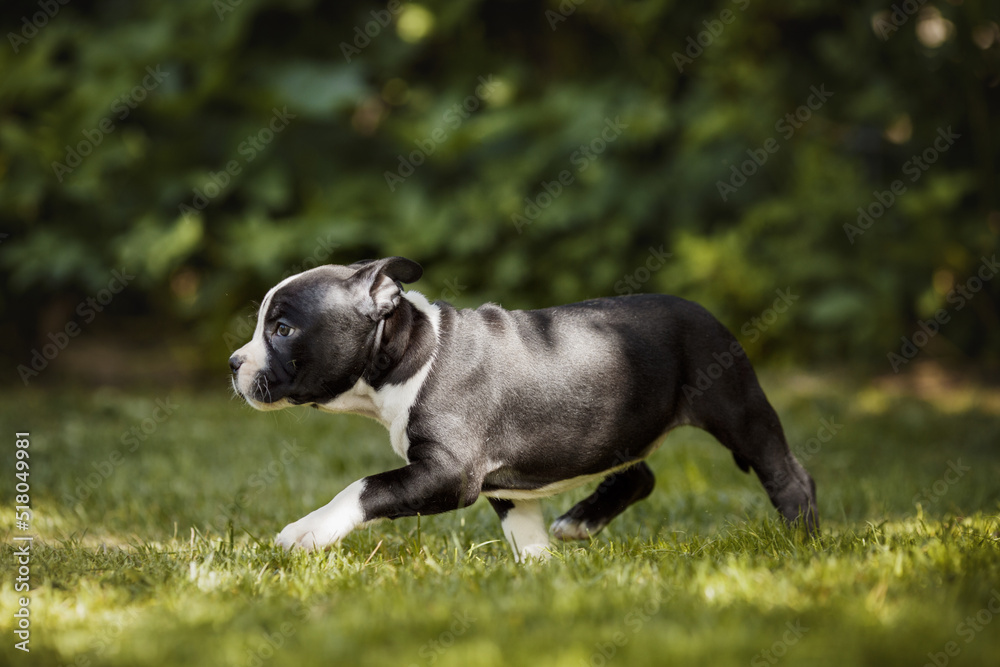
[[1, 0, 998, 372]]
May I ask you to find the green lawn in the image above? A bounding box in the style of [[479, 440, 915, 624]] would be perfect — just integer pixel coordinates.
[[2, 369, 999, 667]]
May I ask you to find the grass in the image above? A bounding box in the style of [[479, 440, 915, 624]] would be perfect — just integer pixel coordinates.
[[2, 367, 999, 667]]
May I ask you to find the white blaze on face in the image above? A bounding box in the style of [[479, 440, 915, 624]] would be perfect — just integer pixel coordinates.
[[231, 269, 320, 410], [232, 264, 433, 419]]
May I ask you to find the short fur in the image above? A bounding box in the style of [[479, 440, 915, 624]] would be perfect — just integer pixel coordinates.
[[230, 257, 818, 560]]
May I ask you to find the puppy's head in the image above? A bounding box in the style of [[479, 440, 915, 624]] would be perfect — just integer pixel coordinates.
[[229, 256, 422, 411]]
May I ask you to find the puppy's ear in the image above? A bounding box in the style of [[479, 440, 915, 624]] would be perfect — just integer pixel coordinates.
[[348, 256, 423, 321]]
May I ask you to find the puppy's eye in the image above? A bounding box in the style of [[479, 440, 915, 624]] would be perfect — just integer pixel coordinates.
[[275, 323, 293, 337]]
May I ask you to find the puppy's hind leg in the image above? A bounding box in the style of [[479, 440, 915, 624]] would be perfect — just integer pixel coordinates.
[[695, 382, 819, 535], [551, 462, 656, 541], [488, 498, 551, 562]]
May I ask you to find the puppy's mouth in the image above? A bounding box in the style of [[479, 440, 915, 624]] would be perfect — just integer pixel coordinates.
[[232, 370, 291, 412]]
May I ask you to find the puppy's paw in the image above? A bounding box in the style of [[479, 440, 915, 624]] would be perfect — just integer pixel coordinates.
[[550, 516, 605, 541], [275, 480, 366, 551], [275, 519, 340, 551], [517, 543, 552, 562]]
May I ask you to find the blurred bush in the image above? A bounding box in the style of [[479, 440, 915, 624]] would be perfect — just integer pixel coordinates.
[[0, 0, 998, 373]]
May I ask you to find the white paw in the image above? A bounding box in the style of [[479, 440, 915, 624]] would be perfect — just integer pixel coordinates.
[[517, 543, 552, 562], [274, 480, 366, 552], [550, 516, 600, 541], [275, 517, 341, 551]]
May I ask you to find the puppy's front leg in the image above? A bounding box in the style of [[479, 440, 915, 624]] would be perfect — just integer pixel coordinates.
[[275, 479, 368, 551], [276, 461, 479, 551]]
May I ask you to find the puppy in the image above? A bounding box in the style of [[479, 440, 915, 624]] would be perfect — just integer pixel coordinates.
[[230, 257, 818, 560]]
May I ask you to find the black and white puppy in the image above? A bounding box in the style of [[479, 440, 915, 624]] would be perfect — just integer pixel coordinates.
[[229, 257, 818, 561]]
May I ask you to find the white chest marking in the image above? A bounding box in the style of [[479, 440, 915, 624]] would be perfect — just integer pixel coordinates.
[[317, 291, 440, 463]]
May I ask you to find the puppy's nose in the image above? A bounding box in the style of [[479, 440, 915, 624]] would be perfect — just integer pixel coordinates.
[[229, 354, 244, 374]]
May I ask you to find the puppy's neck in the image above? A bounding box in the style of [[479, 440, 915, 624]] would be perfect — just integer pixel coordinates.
[[361, 291, 438, 390], [317, 291, 439, 430]]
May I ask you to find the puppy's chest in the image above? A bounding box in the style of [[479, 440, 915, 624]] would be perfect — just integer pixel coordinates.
[[389, 419, 411, 462], [374, 355, 438, 463]]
